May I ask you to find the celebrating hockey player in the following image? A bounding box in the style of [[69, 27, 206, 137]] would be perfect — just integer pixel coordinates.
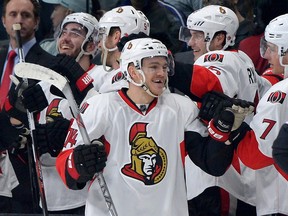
[[56, 37, 253, 216]]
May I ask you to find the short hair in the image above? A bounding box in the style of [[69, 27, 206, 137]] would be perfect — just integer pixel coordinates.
[[2, 0, 41, 18]]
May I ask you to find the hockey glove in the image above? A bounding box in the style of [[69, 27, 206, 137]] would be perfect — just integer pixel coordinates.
[[0, 112, 30, 153], [230, 100, 254, 131], [35, 116, 70, 157], [208, 108, 235, 142], [199, 91, 231, 122], [50, 54, 94, 105], [72, 141, 107, 183], [21, 83, 48, 113]]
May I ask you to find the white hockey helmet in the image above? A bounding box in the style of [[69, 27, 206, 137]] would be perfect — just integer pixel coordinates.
[[264, 13, 288, 78], [120, 38, 168, 97], [58, 12, 99, 61], [99, 6, 150, 38], [180, 5, 239, 51]]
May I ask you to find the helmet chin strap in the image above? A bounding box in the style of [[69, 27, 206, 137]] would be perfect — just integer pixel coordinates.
[[139, 71, 168, 98], [284, 66, 288, 79], [102, 37, 118, 72]]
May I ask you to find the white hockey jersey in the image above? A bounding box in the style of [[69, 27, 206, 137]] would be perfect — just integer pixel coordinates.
[[186, 49, 271, 206], [88, 65, 128, 93], [237, 78, 288, 215], [0, 151, 18, 197], [57, 90, 209, 216]]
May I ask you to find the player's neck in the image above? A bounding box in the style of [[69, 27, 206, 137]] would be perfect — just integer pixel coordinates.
[[127, 85, 154, 104]]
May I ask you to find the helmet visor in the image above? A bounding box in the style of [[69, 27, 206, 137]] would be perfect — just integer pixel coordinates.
[[179, 26, 192, 43], [260, 36, 268, 58]]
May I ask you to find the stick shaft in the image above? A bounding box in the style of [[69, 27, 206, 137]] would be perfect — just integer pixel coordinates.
[[13, 25, 49, 216]]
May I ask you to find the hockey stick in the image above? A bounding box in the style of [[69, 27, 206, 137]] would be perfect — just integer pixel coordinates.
[[14, 62, 118, 216], [13, 24, 49, 216]]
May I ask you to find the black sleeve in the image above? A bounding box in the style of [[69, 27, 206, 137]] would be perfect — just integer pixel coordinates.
[[272, 123, 288, 174], [169, 61, 201, 102], [185, 131, 234, 176]]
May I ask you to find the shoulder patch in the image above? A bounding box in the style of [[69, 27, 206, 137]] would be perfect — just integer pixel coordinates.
[[204, 53, 224, 63], [267, 91, 286, 104], [111, 71, 125, 84]]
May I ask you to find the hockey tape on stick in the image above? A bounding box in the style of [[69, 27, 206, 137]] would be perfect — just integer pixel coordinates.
[[15, 62, 118, 216]]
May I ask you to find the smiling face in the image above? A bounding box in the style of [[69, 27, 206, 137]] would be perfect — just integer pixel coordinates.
[[57, 22, 87, 58], [141, 56, 168, 96], [187, 30, 207, 61]]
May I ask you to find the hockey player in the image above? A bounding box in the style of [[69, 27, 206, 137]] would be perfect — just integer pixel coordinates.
[[9, 12, 100, 214], [235, 13, 288, 215], [56, 37, 253, 216], [88, 5, 150, 93], [174, 5, 272, 215]]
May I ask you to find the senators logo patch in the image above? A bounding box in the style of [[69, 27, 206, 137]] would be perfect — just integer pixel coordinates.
[[267, 91, 286, 104], [204, 53, 224, 63], [121, 123, 167, 185], [111, 71, 125, 84], [46, 99, 63, 118]]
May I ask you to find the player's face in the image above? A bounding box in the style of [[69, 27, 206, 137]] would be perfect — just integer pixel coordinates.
[[263, 42, 284, 75], [2, 0, 39, 43], [142, 56, 168, 96], [57, 23, 86, 58], [187, 30, 207, 61]]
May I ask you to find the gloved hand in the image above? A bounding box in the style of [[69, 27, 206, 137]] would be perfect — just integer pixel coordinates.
[[208, 108, 235, 142], [0, 112, 30, 153], [207, 95, 255, 143], [21, 83, 48, 113], [199, 91, 231, 122], [72, 141, 107, 183], [5, 76, 48, 124], [230, 100, 254, 131], [35, 116, 70, 157], [50, 54, 94, 105]]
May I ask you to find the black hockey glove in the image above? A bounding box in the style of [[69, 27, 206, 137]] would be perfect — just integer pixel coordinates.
[[21, 83, 48, 113], [272, 123, 288, 173], [208, 108, 235, 142], [0, 112, 30, 153], [35, 116, 70, 157], [50, 54, 94, 105], [72, 141, 107, 183], [5, 76, 48, 125], [199, 91, 231, 122]]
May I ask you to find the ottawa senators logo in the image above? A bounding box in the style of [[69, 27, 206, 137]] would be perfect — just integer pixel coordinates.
[[267, 91, 286, 104], [204, 53, 224, 63], [121, 123, 167, 185], [46, 99, 63, 118], [111, 71, 125, 84]]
